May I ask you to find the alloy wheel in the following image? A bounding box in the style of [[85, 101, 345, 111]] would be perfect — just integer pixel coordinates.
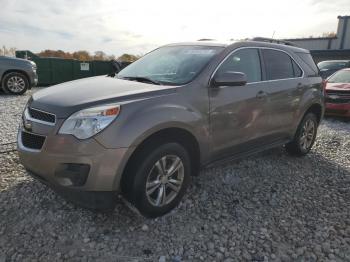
[[6, 76, 26, 93], [145, 155, 184, 207], [299, 119, 315, 150]]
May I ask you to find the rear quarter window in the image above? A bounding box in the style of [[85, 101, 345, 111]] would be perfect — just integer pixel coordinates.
[[292, 60, 303, 77], [296, 52, 319, 77]]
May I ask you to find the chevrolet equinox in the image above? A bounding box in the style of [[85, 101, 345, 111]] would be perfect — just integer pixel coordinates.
[[18, 40, 324, 217]]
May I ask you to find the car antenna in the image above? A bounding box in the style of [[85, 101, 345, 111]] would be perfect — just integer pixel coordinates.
[[271, 30, 276, 39]]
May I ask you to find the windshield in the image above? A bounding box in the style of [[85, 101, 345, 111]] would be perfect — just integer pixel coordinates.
[[328, 70, 350, 83], [117, 45, 224, 85], [318, 61, 348, 70]]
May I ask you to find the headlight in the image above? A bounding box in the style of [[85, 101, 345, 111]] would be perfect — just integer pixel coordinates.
[[59, 104, 121, 139]]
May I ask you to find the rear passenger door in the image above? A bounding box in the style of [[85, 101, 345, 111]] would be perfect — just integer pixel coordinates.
[[260, 48, 303, 138]]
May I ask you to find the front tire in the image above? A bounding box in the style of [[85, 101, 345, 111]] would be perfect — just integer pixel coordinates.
[[2, 72, 29, 95], [285, 113, 318, 156], [123, 143, 191, 218]]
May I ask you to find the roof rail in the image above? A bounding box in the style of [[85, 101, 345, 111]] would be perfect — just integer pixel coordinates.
[[250, 37, 297, 47], [197, 38, 216, 41]]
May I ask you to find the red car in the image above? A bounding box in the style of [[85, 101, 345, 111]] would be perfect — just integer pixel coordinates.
[[325, 68, 350, 117]]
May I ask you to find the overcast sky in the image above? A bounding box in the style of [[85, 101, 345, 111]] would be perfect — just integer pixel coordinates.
[[0, 0, 349, 57]]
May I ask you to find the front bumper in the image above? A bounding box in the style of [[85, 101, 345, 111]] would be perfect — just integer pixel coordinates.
[[28, 70, 38, 88], [325, 102, 350, 117], [17, 127, 130, 193], [26, 168, 117, 210]]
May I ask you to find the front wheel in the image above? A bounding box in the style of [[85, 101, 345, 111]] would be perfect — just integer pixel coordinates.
[[285, 113, 318, 156], [123, 143, 191, 218], [2, 72, 29, 95]]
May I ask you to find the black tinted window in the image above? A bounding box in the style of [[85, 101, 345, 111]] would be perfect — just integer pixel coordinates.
[[217, 48, 262, 83], [262, 49, 294, 80]]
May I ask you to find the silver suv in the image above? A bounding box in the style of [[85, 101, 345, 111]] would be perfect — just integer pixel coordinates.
[[0, 56, 38, 95], [18, 40, 324, 217]]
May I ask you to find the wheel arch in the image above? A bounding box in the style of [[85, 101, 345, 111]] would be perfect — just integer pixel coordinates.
[[119, 127, 201, 194], [290, 102, 324, 141], [1, 69, 30, 85], [303, 103, 324, 124]]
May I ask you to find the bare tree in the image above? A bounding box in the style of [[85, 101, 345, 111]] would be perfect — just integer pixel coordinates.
[[0, 46, 17, 57], [322, 32, 336, 37]]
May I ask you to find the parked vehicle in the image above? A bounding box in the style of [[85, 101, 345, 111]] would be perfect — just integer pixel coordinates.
[[17, 40, 324, 217], [324, 68, 350, 117], [318, 60, 350, 79], [0, 56, 38, 95]]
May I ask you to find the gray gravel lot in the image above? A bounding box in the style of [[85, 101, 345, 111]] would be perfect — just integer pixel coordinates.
[[0, 88, 349, 262]]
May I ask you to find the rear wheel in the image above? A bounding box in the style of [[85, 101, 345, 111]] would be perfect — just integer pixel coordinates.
[[2, 72, 29, 95], [285, 113, 318, 156], [122, 142, 191, 218]]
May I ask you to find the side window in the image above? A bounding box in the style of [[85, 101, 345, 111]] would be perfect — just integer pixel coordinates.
[[216, 49, 262, 83], [292, 60, 303, 77], [297, 52, 319, 76], [262, 49, 294, 80]]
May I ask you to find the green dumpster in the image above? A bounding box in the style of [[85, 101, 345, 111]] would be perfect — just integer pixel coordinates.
[[15, 50, 121, 86]]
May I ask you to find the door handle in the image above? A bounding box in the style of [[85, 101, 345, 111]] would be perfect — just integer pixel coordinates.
[[256, 90, 268, 99]]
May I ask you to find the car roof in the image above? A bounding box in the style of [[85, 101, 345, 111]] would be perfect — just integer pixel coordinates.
[[164, 40, 309, 53], [165, 41, 229, 47]]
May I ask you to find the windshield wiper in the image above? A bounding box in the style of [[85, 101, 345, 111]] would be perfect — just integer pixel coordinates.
[[120, 76, 162, 85]]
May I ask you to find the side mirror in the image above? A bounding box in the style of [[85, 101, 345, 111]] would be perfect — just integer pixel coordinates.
[[212, 71, 247, 87]]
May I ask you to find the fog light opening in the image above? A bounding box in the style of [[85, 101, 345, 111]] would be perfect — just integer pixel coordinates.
[[54, 163, 90, 187]]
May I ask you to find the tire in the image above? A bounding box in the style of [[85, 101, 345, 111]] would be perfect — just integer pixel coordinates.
[[0, 84, 6, 94], [0, 79, 10, 94], [2, 72, 29, 95], [285, 113, 318, 156], [122, 142, 191, 218]]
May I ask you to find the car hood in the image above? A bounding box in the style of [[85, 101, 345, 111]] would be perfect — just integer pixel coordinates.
[[0, 56, 34, 66], [30, 76, 176, 118], [0, 56, 27, 62], [326, 82, 350, 91]]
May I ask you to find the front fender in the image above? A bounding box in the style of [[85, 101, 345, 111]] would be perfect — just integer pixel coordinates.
[[94, 96, 209, 153]]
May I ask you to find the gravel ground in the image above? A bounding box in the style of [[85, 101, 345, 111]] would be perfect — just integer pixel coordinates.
[[0, 88, 349, 262]]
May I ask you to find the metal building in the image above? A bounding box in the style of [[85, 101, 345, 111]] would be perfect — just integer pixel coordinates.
[[285, 16, 350, 50], [283, 16, 350, 63]]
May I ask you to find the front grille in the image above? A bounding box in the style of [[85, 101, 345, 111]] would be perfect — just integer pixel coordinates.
[[29, 108, 56, 123], [21, 131, 46, 150], [326, 90, 350, 104], [326, 97, 350, 104]]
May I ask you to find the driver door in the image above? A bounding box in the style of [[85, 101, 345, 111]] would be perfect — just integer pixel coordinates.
[[209, 48, 271, 159]]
